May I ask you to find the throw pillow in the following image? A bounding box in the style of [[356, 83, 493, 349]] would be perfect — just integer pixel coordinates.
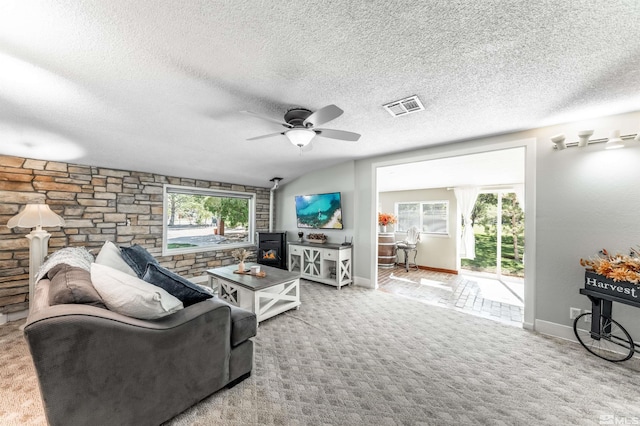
[[95, 241, 137, 277], [35, 246, 94, 283], [91, 263, 183, 320], [142, 263, 213, 307], [120, 244, 159, 278], [48, 264, 106, 308], [197, 283, 215, 296]]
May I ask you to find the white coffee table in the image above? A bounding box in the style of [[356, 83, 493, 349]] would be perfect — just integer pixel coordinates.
[[206, 263, 301, 323]]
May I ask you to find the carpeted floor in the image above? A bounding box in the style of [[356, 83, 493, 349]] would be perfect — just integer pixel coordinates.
[[2, 280, 640, 425]]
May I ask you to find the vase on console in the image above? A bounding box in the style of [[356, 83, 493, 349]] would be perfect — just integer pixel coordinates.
[[377, 213, 396, 234], [231, 248, 249, 273]]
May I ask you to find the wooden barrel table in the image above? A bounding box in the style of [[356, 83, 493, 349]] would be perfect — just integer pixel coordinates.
[[377, 232, 396, 268]]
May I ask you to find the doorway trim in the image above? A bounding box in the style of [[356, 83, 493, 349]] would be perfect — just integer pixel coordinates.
[[371, 137, 537, 330]]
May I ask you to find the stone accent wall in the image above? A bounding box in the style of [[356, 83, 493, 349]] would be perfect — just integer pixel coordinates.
[[0, 154, 271, 314]]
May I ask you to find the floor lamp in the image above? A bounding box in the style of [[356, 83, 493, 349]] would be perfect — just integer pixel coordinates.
[[7, 203, 65, 311]]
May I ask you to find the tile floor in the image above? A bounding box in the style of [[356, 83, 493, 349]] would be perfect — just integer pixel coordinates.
[[377, 266, 524, 327]]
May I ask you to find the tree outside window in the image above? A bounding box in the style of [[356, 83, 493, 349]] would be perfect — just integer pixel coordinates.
[[203, 197, 249, 236], [163, 185, 255, 255]]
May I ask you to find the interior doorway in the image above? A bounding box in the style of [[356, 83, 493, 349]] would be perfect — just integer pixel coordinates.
[[375, 145, 529, 326]]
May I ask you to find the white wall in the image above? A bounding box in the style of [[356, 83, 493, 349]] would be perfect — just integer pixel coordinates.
[[277, 110, 640, 340], [275, 160, 356, 243], [535, 114, 640, 338], [379, 188, 458, 271]]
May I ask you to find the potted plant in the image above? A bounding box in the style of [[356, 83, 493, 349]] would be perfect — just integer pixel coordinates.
[[231, 248, 250, 272], [378, 213, 397, 233], [580, 247, 640, 301]]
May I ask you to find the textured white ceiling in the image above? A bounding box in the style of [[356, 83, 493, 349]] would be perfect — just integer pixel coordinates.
[[1, 1, 639, 188]]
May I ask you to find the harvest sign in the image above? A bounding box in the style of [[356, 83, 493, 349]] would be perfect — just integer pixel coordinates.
[[584, 271, 639, 302]]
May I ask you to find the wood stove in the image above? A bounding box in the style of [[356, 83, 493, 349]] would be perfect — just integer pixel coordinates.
[[257, 232, 287, 269]]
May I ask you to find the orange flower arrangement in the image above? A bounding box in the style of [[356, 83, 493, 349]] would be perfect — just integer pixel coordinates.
[[580, 247, 640, 284], [378, 213, 397, 226]]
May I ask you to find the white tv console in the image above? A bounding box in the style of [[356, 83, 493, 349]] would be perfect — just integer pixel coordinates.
[[288, 242, 352, 289]]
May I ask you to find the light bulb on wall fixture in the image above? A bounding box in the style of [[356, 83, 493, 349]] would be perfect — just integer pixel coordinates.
[[552, 128, 640, 151], [605, 130, 625, 150], [577, 130, 594, 147], [550, 133, 566, 150]]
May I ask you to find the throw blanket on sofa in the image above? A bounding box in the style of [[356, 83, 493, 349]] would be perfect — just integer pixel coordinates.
[[35, 247, 94, 283]]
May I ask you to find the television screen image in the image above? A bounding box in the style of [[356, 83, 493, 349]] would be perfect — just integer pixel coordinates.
[[295, 192, 343, 229]]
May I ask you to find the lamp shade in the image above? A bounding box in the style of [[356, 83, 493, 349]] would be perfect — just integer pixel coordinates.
[[7, 204, 65, 229], [285, 128, 315, 147]]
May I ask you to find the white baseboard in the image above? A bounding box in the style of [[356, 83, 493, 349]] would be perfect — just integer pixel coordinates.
[[534, 319, 577, 342], [354, 276, 373, 288], [0, 310, 28, 326]]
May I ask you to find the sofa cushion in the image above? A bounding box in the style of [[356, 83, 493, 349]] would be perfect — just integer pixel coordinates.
[[47, 264, 106, 309], [142, 263, 213, 307], [91, 263, 183, 319], [120, 244, 159, 278], [35, 246, 94, 283], [196, 283, 215, 296], [226, 302, 258, 347], [95, 241, 137, 277]]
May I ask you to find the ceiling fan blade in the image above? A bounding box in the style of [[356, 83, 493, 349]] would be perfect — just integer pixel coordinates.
[[303, 104, 343, 127], [241, 110, 292, 128], [314, 128, 361, 141], [246, 132, 284, 141]]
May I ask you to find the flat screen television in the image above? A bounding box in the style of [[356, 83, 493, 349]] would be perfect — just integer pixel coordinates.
[[295, 192, 343, 229]]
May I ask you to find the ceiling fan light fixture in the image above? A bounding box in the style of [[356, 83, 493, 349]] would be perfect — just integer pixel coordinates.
[[244, 104, 359, 146], [285, 128, 315, 147]]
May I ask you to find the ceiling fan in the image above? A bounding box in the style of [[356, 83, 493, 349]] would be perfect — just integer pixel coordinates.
[[241, 104, 361, 149]]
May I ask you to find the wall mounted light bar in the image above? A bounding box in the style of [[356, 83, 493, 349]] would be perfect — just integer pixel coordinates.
[[551, 130, 640, 150]]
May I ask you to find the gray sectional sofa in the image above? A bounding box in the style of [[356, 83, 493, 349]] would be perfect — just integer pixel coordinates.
[[23, 253, 256, 426]]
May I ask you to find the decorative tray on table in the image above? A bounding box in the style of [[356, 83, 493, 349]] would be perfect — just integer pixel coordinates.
[[233, 270, 266, 277], [307, 233, 327, 244]]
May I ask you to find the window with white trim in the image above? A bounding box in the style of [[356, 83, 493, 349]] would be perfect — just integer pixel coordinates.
[[163, 185, 255, 255], [395, 200, 449, 235]]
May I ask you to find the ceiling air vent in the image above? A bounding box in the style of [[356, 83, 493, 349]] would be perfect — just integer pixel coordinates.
[[383, 95, 425, 117]]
